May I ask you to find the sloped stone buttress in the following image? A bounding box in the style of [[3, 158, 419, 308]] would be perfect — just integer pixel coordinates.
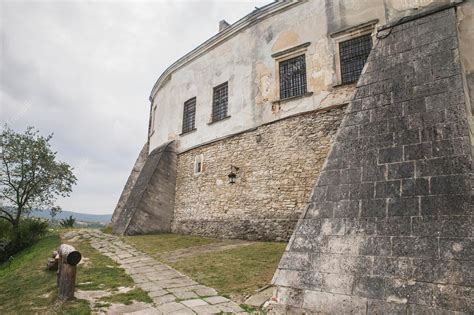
[[272, 7, 473, 314], [113, 141, 177, 236], [110, 142, 149, 226]]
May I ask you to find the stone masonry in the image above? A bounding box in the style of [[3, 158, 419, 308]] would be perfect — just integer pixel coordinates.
[[173, 106, 346, 241], [272, 7, 473, 314], [113, 141, 177, 236], [111, 142, 149, 226]]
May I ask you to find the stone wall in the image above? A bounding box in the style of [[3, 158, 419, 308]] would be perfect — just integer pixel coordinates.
[[172, 106, 346, 241], [271, 6, 473, 314]]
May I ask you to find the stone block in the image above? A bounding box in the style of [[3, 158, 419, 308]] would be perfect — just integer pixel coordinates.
[[388, 161, 415, 179], [375, 180, 400, 198], [421, 194, 473, 215], [439, 238, 473, 260], [387, 197, 419, 216], [340, 168, 362, 184], [333, 200, 359, 218], [350, 183, 375, 200], [372, 257, 413, 279], [359, 236, 391, 256], [391, 237, 438, 258], [353, 276, 385, 299], [430, 175, 471, 194], [302, 290, 367, 314], [362, 165, 386, 182], [411, 216, 472, 237], [367, 299, 407, 315], [384, 278, 434, 306], [401, 178, 429, 196], [278, 252, 311, 271], [322, 273, 354, 294], [378, 147, 403, 163], [360, 199, 386, 217]]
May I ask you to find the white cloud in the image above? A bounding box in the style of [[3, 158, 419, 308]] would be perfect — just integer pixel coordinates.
[[1, 0, 271, 214]]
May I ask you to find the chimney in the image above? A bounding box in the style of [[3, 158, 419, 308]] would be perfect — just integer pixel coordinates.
[[219, 20, 230, 32]]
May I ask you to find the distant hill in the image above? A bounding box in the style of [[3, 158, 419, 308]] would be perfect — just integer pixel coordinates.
[[30, 209, 111, 223]]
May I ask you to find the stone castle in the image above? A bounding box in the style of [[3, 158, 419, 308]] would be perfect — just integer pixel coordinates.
[[111, 0, 473, 313]]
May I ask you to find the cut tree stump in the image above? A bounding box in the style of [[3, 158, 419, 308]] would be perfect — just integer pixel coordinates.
[[57, 244, 82, 301]]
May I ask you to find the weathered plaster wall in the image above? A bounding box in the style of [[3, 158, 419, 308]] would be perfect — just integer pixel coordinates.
[[148, 0, 457, 155], [172, 107, 346, 241], [271, 7, 473, 314]]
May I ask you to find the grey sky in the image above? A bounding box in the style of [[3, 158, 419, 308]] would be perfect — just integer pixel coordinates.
[[1, 0, 270, 214]]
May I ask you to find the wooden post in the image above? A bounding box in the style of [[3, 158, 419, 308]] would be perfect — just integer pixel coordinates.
[[57, 244, 82, 301]]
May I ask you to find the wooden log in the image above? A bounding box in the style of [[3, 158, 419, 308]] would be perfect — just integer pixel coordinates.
[[58, 263, 77, 300], [58, 244, 82, 266], [57, 244, 82, 301]]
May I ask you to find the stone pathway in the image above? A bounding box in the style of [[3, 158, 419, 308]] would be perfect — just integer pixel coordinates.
[[64, 230, 247, 314]]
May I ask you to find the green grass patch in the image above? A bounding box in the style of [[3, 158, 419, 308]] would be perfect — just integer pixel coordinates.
[[0, 231, 151, 314], [100, 288, 152, 305], [71, 238, 134, 291], [124, 233, 286, 300], [0, 233, 90, 314], [170, 242, 286, 298], [125, 233, 220, 254]]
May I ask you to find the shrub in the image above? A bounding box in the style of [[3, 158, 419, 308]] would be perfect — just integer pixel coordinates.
[[60, 215, 76, 228], [0, 218, 49, 263]]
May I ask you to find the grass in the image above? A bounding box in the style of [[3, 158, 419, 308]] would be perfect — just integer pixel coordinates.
[[0, 231, 150, 314], [125, 234, 286, 300], [170, 242, 286, 298], [0, 233, 90, 314], [126, 233, 220, 254], [100, 288, 152, 305]]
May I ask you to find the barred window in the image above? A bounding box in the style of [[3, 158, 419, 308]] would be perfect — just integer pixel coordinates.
[[279, 55, 307, 100], [182, 97, 196, 134], [212, 82, 228, 122], [339, 34, 372, 84]]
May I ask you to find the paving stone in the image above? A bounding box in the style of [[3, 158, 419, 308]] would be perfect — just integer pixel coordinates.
[[214, 302, 245, 313], [152, 294, 176, 305], [174, 290, 199, 299], [203, 296, 230, 305], [168, 285, 207, 293], [195, 288, 218, 297], [181, 299, 209, 308], [169, 308, 195, 315], [156, 302, 187, 313], [124, 307, 162, 315], [148, 289, 169, 298], [191, 305, 221, 314]]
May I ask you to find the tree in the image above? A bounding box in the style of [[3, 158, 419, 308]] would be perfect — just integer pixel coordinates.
[[0, 126, 77, 231], [49, 205, 62, 221], [59, 215, 76, 228]]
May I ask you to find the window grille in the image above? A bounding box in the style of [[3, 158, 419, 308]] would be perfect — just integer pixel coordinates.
[[279, 55, 307, 100], [212, 82, 228, 122], [339, 34, 372, 84], [182, 97, 196, 134]]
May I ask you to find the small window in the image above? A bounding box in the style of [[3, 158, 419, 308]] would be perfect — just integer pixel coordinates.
[[182, 97, 196, 134], [194, 155, 203, 174], [212, 82, 228, 122], [339, 34, 372, 84], [279, 55, 307, 100]]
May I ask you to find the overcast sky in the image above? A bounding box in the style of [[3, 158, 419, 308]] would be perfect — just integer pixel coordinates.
[[1, 0, 270, 215]]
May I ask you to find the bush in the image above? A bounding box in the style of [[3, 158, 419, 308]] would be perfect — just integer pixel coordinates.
[[0, 218, 49, 263]]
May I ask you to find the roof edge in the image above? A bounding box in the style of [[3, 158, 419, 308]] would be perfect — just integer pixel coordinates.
[[149, 0, 305, 102]]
